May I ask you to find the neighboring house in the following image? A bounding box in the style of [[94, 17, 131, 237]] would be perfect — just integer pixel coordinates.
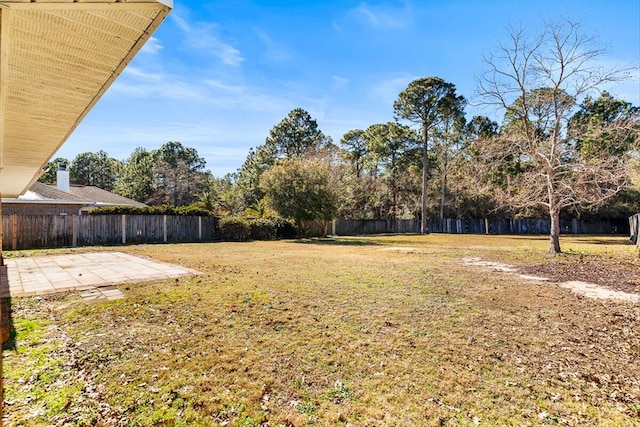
[[1, 169, 146, 216], [2, 182, 94, 216], [65, 185, 147, 211]]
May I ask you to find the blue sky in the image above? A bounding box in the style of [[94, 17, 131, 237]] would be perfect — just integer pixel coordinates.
[[58, 0, 640, 177]]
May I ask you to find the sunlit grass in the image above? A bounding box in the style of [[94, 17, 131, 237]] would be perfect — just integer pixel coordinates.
[[4, 234, 640, 426]]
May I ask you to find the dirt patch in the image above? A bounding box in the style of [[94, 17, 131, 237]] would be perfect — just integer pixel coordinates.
[[519, 260, 640, 295], [461, 257, 640, 303], [459, 258, 519, 274], [380, 246, 429, 254], [558, 281, 639, 303]]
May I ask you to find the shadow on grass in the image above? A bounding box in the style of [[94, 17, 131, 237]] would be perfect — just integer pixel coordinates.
[[496, 235, 550, 241], [569, 238, 634, 246], [293, 237, 382, 246], [496, 235, 634, 246]]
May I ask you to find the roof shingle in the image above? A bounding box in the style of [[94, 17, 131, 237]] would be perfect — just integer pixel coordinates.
[[67, 185, 147, 207], [19, 182, 147, 208]]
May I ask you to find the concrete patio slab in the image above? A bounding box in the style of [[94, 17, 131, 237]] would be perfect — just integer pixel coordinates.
[[1, 252, 200, 301]]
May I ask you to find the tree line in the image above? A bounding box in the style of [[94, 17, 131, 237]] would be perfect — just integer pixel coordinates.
[[41, 20, 640, 253], [41, 141, 210, 207]]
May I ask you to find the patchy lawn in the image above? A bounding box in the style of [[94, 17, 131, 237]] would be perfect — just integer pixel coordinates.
[[4, 234, 640, 426]]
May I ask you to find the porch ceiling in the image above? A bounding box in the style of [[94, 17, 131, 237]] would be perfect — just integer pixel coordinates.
[[0, 0, 172, 197]]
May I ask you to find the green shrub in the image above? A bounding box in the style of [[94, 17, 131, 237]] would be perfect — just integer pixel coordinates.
[[88, 206, 153, 215], [273, 217, 299, 239], [249, 218, 277, 240], [88, 205, 214, 216], [219, 216, 251, 241], [174, 205, 215, 216]]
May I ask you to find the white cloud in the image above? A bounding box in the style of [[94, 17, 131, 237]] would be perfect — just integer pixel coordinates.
[[171, 11, 244, 67], [111, 75, 207, 102], [171, 12, 191, 33], [369, 73, 416, 105], [122, 66, 163, 82], [332, 76, 349, 88], [202, 79, 291, 112], [203, 79, 245, 94], [349, 1, 412, 30], [254, 28, 292, 63], [114, 61, 297, 115], [140, 37, 163, 55], [213, 43, 244, 67]]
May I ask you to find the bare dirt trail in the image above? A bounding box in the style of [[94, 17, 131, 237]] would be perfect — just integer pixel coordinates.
[[459, 257, 640, 303]]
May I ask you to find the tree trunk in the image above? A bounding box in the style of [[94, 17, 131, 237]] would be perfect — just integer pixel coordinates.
[[392, 190, 397, 221], [440, 168, 446, 223], [547, 166, 561, 254], [549, 205, 561, 254], [391, 154, 397, 220], [421, 127, 429, 234]]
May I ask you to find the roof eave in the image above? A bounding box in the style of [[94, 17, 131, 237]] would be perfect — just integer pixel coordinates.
[[1, 198, 94, 205], [0, 1, 173, 197]]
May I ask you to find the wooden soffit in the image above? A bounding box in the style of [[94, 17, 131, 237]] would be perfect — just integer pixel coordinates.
[[0, 0, 172, 197]]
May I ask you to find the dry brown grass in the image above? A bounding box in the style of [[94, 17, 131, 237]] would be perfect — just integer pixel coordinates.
[[4, 234, 640, 426]]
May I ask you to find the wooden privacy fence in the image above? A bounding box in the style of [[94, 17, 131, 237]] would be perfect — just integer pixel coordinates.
[[2, 215, 218, 250], [629, 214, 640, 247], [333, 218, 628, 236]]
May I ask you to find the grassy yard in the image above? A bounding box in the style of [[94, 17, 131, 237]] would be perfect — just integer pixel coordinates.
[[4, 234, 640, 426]]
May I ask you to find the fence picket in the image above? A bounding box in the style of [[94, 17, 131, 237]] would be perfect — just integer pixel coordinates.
[[334, 218, 628, 237], [630, 214, 640, 247], [1, 214, 631, 251], [1, 215, 219, 250]]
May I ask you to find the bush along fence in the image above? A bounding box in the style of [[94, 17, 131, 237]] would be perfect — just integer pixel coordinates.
[[332, 218, 629, 236], [1, 215, 218, 250]]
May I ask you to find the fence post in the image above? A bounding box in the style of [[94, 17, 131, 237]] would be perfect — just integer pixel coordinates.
[[121, 215, 126, 245], [11, 214, 17, 250], [72, 214, 78, 247], [198, 216, 202, 241], [163, 215, 167, 243]]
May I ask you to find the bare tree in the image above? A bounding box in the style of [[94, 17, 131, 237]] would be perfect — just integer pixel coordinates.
[[478, 20, 636, 253]]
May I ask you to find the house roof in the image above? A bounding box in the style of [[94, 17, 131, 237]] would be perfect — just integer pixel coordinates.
[[66, 185, 147, 207], [0, 0, 172, 198], [3, 181, 146, 208], [27, 181, 88, 202]]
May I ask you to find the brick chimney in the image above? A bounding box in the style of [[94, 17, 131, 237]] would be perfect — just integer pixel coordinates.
[[56, 163, 70, 193]]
